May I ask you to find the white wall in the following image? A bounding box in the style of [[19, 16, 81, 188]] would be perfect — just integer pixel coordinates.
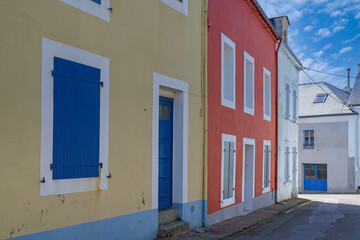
[[277, 45, 301, 201]]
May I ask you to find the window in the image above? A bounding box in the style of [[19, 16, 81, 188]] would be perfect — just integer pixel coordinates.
[[285, 147, 290, 183], [244, 52, 255, 115], [61, 0, 110, 21], [285, 83, 290, 120], [304, 164, 315, 179], [160, 0, 188, 16], [303, 130, 314, 149], [263, 68, 271, 121], [314, 94, 328, 103], [221, 33, 236, 109], [41, 38, 109, 196], [221, 134, 236, 207], [293, 89, 297, 122], [263, 141, 271, 193]]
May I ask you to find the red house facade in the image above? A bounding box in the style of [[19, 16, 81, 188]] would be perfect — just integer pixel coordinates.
[[207, 0, 280, 224]]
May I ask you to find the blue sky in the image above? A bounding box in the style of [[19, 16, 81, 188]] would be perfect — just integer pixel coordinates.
[[257, 0, 360, 89]]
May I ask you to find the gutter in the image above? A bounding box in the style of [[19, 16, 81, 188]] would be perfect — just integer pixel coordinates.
[[299, 113, 358, 118], [275, 38, 282, 203], [201, 0, 209, 227]]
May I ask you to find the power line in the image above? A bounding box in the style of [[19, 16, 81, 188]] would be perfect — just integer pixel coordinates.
[[301, 69, 352, 109], [303, 67, 356, 79]]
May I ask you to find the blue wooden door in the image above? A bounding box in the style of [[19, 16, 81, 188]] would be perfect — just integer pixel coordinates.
[[304, 164, 327, 192], [158, 97, 173, 209]]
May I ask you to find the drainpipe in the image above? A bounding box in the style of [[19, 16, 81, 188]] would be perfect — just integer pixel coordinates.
[[275, 38, 282, 203], [201, 0, 209, 228]]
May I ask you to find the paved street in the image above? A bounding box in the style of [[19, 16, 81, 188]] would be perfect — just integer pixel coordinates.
[[228, 194, 360, 240]]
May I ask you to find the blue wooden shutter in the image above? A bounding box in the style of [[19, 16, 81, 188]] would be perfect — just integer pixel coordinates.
[[285, 84, 290, 120], [285, 147, 290, 182], [52, 57, 101, 180], [293, 90, 297, 122], [91, 0, 101, 4]]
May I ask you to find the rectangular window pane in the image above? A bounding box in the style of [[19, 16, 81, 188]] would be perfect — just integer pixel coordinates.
[[223, 141, 230, 199], [304, 164, 315, 179], [245, 59, 254, 109], [310, 131, 314, 146], [264, 145, 270, 188], [224, 43, 235, 102], [264, 73, 271, 117], [228, 142, 235, 198], [317, 164, 327, 179]]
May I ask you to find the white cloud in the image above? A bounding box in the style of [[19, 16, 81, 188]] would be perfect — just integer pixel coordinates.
[[356, 12, 360, 19], [322, 43, 332, 50], [339, 46, 353, 54], [316, 28, 332, 38], [314, 50, 324, 58], [332, 18, 349, 33], [342, 34, 360, 44], [304, 25, 314, 32], [330, 10, 343, 17]]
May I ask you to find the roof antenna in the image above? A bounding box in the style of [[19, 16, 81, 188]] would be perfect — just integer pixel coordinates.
[[347, 68, 351, 90]]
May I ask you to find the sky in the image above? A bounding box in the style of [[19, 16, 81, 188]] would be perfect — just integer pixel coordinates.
[[257, 0, 360, 89]]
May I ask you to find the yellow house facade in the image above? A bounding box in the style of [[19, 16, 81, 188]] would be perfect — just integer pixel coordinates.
[[0, 0, 207, 239]]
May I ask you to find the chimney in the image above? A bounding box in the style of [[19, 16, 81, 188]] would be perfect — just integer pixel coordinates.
[[270, 16, 290, 43]]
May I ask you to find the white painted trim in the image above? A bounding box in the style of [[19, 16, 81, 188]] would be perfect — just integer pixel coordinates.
[[262, 140, 271, 194], [242, 138, 255, 201], [263, 68, 271, 122], [40, 38, 109, 196], [160, 0, 188, 16], [244, 51, 255, 115], [221, 33, 236, 109], [152, 72, 189, 209], [61, 0, 110, 22], [220, 134, 237, 208]]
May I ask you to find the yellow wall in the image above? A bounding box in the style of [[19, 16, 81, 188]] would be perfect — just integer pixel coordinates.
[[0, 0, 204, 238]]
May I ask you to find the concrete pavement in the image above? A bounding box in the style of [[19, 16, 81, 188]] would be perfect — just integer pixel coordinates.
[[229, 194, 360, 240], [173, 198, 310, 239]]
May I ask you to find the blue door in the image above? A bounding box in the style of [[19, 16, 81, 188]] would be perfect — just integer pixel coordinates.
[[304, 164, 327, 192], [158, 97, 173, 209]]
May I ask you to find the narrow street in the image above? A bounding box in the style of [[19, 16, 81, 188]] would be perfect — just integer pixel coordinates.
[[229, 194, 360, 240]]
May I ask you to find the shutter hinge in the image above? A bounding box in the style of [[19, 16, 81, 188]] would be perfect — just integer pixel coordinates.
[[99, 163, 103, 168], [51, 70, 55, 77], [41, 177, 45, 183], [50, 163, 53, 170], [100, 82, 104, 87]]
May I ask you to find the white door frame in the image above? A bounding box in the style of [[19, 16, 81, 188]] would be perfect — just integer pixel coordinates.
[[242, 138, 255, 211], [152, 73, 189, 210]]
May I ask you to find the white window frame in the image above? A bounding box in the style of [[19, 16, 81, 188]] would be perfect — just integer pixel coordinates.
[[263, 68, 271, 121], [262, 140, 271, 193], [221, 33, 236, 109], [40, 38, 109, 196], [221, 134, 236, 208], [61, 0, 110, 22], [244, 51, 255, 115], [160, 0, 188, 16]]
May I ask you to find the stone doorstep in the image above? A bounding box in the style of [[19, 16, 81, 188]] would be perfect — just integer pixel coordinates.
[[157, 220, 190, 239], [159, 208, 179, 226]]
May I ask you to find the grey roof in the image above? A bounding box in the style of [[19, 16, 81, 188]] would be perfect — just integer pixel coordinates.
[[347, 72, 360, 106], [299, 82, 355, 117]]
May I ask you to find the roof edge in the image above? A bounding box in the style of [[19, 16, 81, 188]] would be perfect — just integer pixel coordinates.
[[299, 112, 358, 118]]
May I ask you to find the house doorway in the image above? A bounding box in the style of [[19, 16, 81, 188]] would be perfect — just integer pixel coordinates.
[[243, 139, 255, 213]]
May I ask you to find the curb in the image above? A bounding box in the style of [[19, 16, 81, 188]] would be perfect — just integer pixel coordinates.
[[220, 199, 312, 239]]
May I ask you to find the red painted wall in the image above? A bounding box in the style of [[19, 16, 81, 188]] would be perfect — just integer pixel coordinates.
[[207, 0, 278, 215]]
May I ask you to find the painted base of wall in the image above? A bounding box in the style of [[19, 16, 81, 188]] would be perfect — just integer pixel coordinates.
[[207, 191, 275, 225], [10, 200, 205, 240]]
